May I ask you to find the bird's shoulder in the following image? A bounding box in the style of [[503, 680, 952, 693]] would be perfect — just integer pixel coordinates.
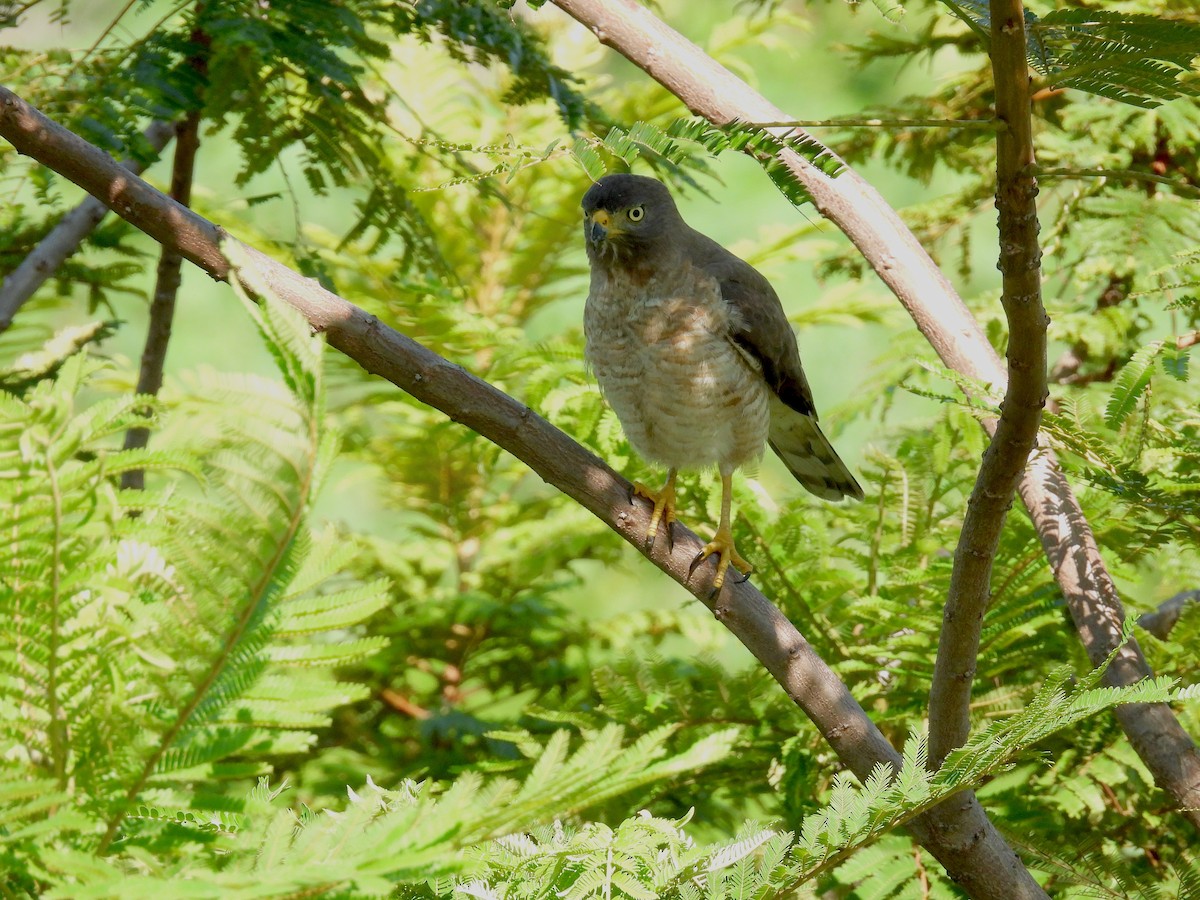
[[683, 226, 818, 417], [682, 229, 773, 295]]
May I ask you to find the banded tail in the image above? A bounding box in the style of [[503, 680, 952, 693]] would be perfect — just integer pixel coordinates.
[[768, 399, 864, 501]]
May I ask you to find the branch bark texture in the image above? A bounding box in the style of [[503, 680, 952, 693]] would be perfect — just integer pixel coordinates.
[[547, 0, 1200, 827], [928, 0, 1049, 769], [0, 118, 176, 331], [0, 84, 1043, 899]]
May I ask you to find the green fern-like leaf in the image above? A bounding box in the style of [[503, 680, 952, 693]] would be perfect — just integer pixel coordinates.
[[1105, 341, 1163, 428], [570, 117, 843, 210], [0, 266, 393, 867], [1036, 10, 1200, 108], [937, 2, 1200, 107]]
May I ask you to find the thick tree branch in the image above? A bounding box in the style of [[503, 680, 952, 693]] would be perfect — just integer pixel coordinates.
[[546, 0, 1200, 828], [928, 0, 1049, 769], [0, 84, 1043, 899], [1028, 471, 1200, 828], [0, 118, 176, 331]]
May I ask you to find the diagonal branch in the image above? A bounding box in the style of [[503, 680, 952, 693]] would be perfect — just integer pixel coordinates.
[[928, 0, 1048, 770], [545, 0, 1200, 829], [0, 118, 176, 331], [0, 83, 1045, 899]]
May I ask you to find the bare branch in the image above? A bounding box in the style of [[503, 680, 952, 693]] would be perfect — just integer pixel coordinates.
[[1049, 346, 1118, 388], [380, 688, 432, 720], [928, 0, 1048, 770], [0, 118, 176, 331], [545, 0, 1200, 828], [0, 83, 1043, 898], [750, 117, 1000, 130], [1026, 468, 1200, 829]]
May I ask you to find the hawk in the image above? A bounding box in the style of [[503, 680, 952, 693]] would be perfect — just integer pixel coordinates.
[[582, 173, 863, 590]]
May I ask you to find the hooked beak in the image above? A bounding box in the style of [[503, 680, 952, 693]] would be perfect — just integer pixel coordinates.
[[587, 209, 614, 243]]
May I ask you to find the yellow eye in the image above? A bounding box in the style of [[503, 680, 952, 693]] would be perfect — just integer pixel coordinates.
[[628, 206, 645, 222]]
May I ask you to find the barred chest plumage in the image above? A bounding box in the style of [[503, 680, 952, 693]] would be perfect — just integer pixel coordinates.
[[584, 260, 771, 473]]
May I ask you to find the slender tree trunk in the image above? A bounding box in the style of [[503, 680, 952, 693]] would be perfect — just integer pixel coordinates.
[[928, 0, 1049, 769], [121, 23, 209, 490], [120, 111, 201, 489]]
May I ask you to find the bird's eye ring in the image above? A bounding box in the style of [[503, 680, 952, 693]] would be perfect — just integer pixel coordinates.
[[628, 206, 645, 222]]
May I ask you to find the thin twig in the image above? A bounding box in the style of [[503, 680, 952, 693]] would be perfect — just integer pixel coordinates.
[[62, 0, 140, 82], [380, 688, 432, 720], [750, 117, 1000, 130], [915, 843, 931, 899], [1035, 166, 1200, 199], [1138, 589, 1200, 640], [927, 0, 1048, 771]]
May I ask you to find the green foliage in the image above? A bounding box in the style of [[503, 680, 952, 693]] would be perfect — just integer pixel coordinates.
[[396, 0, 591, 128], [567, 117, 845, 209], [1104, 340, 1164, 428], [32, 724, 738, 896], [0, 277, 389, 884], [0, 0, 591, 282], [1034, 9, 1200, 108], [22, 657, 1178, 896], [939, 1, 1200, 107]]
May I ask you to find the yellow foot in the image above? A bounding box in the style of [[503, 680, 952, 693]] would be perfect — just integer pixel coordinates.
[[688, 524, 752, 592], [632, 472, 677, 550]]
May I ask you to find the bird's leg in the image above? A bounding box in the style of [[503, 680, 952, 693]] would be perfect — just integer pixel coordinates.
[[689, 467, 752, 591], [632, 468, 678, 550]]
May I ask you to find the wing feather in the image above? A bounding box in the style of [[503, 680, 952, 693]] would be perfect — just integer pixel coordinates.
[[689, 228, 863, 501], [689, 230, 817, 416]]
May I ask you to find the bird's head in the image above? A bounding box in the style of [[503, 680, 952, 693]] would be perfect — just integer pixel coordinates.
[[581, 173, 682, 266]]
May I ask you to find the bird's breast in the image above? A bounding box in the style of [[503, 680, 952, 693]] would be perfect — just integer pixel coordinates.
[[584, 266, 770, 471]]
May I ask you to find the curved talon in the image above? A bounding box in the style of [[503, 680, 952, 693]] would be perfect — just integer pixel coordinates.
[[689, 528, 752, 591], [632, 469, 677, 551]]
